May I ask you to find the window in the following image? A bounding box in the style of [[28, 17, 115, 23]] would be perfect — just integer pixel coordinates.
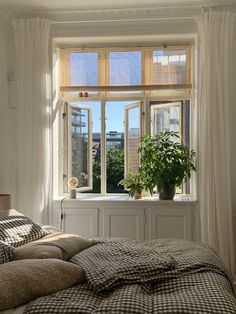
[[63, 103, 93, 192], [109, 51, 142, 86], [59, 45, 192, 195], [152, 49, 188, 85], [150, 100, 191, 194], [125, 103, 141, 174], [151, 102, 182, 138], [60, 51, 98, 86]]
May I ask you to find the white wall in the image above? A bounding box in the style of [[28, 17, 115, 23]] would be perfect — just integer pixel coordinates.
[[52, 18, 197, 45], [0, 13, 17, 207]]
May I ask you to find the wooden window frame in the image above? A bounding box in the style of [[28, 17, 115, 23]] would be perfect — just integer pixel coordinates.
[[63, 102, 93, 193], [59, 45, 193, 196], [124, 102, 142, 176]]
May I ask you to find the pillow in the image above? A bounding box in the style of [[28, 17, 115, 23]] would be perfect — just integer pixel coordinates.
[[0, 209, 49, 248], [14, 244, 63, 260], [0, 259, 85, 310], [14, 231, 91, 261], [0, 241, 14, 264]]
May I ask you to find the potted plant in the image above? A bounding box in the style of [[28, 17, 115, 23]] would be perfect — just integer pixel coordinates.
[[139, 131, 196, 200], [119, 172, 144, 199]]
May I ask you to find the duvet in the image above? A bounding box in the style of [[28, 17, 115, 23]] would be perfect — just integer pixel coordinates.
[[23, 238, 236, 314]]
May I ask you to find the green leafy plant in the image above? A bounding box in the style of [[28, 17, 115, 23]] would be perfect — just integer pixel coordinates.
[[139, 131, 196, 195], [89, 145, 125, 194], [119, 172, 144, 198], [106, 145, 125, 193]]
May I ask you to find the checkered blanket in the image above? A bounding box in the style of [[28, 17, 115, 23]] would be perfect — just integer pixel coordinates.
[[24, 238, 236, 314]]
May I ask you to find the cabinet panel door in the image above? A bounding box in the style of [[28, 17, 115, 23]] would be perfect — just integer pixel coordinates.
[[64, 208, 99, 237], [100, 208, 145, 240], [147, 206, 193, 241]]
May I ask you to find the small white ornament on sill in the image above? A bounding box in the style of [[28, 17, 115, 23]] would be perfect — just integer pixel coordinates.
[[68, 177, 78, 199]]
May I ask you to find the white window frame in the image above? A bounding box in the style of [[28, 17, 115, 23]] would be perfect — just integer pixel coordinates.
[[150, 101, 187, 194], [59, 44, 194, 196], [150, 101, 183, 140], [124, 102, 142, 176], [63, 102, 93, 192]]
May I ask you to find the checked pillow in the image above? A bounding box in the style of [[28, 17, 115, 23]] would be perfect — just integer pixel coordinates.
[[0, 209, 49, 248]]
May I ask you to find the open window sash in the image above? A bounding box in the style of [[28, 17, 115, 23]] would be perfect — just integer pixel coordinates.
[[124, 102, 141, 176], [150, 101, 182, 141], [150, 101, 183, 193], [64, 102, 93, 192]]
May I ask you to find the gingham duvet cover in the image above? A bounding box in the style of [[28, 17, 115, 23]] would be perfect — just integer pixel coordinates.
[[24, 238, 236, 314]]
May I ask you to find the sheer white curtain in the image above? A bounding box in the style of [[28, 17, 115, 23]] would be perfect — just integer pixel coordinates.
[[197, 11, 235, 275], [13, 18, 51, 224]]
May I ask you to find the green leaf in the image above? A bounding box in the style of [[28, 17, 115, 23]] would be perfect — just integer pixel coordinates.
[[139, 131, 196, 192]]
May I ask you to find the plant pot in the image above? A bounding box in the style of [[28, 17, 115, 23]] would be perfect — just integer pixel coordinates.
[[159, 184, 176, 200], [133, 191, 142, 200]]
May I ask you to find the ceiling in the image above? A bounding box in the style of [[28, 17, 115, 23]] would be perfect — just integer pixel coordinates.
[[0, 0, 234, 11]]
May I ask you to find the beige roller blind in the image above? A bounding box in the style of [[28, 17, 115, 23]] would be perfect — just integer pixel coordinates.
[[60, 50, 98, 87]]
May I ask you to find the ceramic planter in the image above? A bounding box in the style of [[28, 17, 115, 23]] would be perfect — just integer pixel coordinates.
[[159, 184, 176, 200]]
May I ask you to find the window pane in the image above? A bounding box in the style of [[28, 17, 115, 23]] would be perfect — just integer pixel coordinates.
[[106, 101, 140, 193], [126, 105, 140, 174], [109, 51, 141, 86], [151, 102, 181, 139], [150, 100, 191, 194], [152, 50, 187, 84], [70, 101, 101, 193], [70, 52, 98, 86], [71, 106, 89, 187], [151, 102, 181, 193]]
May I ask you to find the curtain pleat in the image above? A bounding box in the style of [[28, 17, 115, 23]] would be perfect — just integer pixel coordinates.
[[13, 18, 51, 224], [197, 11, 235, 275]]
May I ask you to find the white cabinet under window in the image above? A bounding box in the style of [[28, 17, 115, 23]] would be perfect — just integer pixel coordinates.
[[63, 207, 99, 237], [100, 207, 145, 240], [146, 204, 193, 240], [54, 196, 196, 241]]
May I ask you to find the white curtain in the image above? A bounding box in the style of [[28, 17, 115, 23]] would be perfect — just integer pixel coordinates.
[[13, 18, 51, 224], [197, 11, 235, 275]]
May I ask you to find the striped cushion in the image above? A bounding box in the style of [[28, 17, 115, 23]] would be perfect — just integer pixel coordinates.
[[0, 209, 49, 248], [0, 241, 14, 264]]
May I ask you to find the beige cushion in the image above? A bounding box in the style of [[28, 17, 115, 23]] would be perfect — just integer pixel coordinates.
[[0, 259, 85, 310], [14, 244, 64, 260], [14, 231, 91, 261]]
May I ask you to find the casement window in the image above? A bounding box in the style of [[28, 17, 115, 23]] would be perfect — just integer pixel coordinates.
[[59, 45, 193, 195], [63, 102, 93, 190]]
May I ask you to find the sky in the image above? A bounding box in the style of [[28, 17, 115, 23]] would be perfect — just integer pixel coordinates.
[[70, 100, 140, 133]]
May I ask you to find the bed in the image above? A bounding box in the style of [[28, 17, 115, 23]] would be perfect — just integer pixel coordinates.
[[0, 209, 235, 314]]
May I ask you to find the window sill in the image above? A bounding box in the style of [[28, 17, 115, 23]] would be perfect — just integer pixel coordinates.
[[54, 193, 197, 203]]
